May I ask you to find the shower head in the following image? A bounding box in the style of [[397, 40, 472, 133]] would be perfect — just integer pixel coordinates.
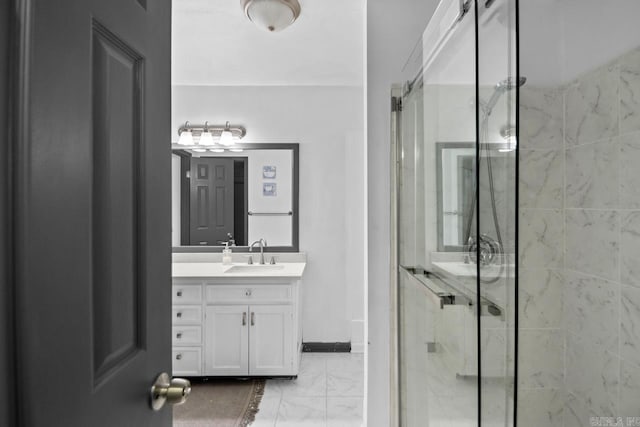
[[496, 76, 527, 91], [483, 76, 527, 116]]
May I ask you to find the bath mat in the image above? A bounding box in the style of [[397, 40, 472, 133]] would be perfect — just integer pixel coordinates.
[[173, 379, 265, 427]]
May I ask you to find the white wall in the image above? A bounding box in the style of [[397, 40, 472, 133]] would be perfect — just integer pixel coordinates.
[[172, 85, 366, 345], [367, 0, 439, 425]]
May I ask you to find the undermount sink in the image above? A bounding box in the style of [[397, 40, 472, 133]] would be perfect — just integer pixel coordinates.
[[225, 264, 286, 273]]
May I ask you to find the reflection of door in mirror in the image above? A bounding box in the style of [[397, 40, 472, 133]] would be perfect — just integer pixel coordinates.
[[189, 158, 246, 246]]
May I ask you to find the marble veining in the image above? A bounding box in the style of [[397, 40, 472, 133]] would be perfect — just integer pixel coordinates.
[[620, 132, 640, 208], [517, 388, 563, 427], [565, 138, 619, 208], [519, 269, 563, 328], [621, 285, 640, 369], [621, 211, 640, 287], [519, 149, 564, 209], [620, 47, 640, 134], [565, 209, 619, 281], [619, 360, 640, 416], [565, 332, 619, 417], [519, 86, 564, 150], [253, 353, 364, 427], [564, 270, 619, 349], [518, 329, 564, 389], [519, 209, 564, 269], [565, 64, 619, 146], [564, 392, 597, 427]]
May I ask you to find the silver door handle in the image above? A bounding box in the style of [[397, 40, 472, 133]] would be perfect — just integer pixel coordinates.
[[242, 312, 247, 325], [251, 312, 255, 326], [150, 373, 191, 410]]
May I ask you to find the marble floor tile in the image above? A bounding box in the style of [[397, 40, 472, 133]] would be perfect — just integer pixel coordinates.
[[276, 396, 326, 427], [326, 397, 363, 427], [252, 396, 281, 427]]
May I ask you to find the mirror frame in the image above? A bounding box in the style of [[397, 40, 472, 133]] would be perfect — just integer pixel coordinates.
[[172, 143, 299, 253]]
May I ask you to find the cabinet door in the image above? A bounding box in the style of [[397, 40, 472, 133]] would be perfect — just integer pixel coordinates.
[[205, 305, 249, 375], [249, 305, 294, 376]]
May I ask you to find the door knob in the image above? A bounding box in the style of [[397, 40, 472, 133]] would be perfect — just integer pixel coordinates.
[[150, 372, 191, 411]]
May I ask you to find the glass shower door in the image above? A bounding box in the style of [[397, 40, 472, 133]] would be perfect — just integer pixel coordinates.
[[397, 0, 480, 425], [396, 0, 519, 425]]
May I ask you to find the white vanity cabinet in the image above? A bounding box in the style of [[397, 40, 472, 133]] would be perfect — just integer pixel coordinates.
[[171, 276, 301, 377]]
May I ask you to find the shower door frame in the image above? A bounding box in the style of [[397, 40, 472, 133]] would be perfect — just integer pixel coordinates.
[[391, 0, 521, 425]]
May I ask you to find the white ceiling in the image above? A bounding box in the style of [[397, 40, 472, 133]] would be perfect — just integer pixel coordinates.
[[172, 0, 365, 86]]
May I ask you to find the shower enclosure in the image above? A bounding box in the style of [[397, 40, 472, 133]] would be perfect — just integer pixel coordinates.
[[393, 0, 640, 425]]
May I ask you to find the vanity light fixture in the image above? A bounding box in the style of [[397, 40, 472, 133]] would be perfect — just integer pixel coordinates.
[[229, 148, 244, 153], [177, 121, 194, 146], [175, 121, 247, 149], [241, 0, 301, 32], [210, 148, 225, 153], [219, 122, 234, 147], [199, 122, 215, 146]]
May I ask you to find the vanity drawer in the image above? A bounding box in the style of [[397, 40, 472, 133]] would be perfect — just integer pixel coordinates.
[[173, 347, 201, 376], [206, 284, 292, 303], [172, 306, 202, 325], [172, 326, 202, 345], [172, 285, 202, 304]]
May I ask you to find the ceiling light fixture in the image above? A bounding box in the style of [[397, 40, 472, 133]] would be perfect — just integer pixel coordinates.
[[241, 0, 301, 32]]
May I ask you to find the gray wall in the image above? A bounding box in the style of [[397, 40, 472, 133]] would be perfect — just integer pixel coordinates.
[[366, 0, 438, 424]]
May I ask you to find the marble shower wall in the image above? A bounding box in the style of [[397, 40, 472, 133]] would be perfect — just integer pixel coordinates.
[[518, 46, 640, 426]]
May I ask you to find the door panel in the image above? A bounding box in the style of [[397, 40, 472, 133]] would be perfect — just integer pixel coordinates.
[[205, 305, 249, 375], [0, 0, 13, 425], [190, 157, 235, 245], [249, 305, 293, 375], [12, 0, 172, 426]]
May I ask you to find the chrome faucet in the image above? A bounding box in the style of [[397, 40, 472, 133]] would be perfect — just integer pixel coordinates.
[[249, 238, 267, 265]]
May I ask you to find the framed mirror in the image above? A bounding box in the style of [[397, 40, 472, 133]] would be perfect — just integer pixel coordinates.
[[172, 143, 299, 252]]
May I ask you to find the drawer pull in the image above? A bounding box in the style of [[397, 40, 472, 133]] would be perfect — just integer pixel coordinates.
[[176, 312, 182, 318], [176, 354, 182, 361], [177, 291, 183, 297], [176, 332, 183, 339], [242, 312, 247, 326], [251, 312, 255, 326], [245, 289, 252, 297]]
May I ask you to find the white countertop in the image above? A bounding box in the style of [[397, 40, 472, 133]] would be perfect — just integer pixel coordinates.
[[172, 262, 306, 278]]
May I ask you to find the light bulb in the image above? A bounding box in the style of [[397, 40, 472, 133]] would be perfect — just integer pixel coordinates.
[[210, 147, 225, 153], [177, 129, 193, 146], [229, 148, 244, 153], [219, 129, 234, 146], [199, 131, 214, 146]]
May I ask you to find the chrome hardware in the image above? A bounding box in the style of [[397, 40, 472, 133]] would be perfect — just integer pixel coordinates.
[[247, 256, 253, 265], [242, 312, 247, 326], [176, 312, 182, 318], [176, 333, 182, 339], [249, 238, 267, 265], [251, 312, 255, 326], [248, 211, 292, 216], [245, 289, 252, 297], [150, 373, 191, 411], [199, 241, 207, 245], [269, 256, 276, 265], [176, 290, 183, 297], [175, 354, 182, 360]]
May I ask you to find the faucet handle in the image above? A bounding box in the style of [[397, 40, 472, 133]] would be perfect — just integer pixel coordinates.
[[247, 256, 254, 265], [269, 256, 276, 265]]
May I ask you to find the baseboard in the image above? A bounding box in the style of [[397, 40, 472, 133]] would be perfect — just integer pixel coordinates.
[[302, 342, 352, 352]]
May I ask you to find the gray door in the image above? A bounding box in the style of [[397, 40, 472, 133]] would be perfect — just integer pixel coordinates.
[[9, 0, 173, 426], [190, 157, 235, 245]]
